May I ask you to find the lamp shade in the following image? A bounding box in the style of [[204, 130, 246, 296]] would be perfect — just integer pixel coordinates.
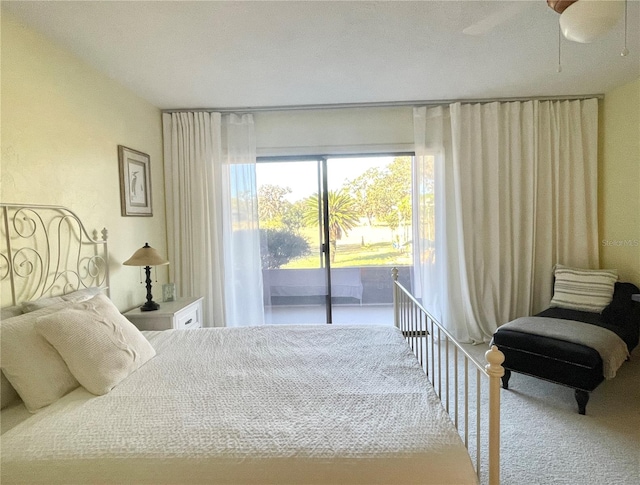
[[560, 0, 623, 43], [123, 243, 169, 267]]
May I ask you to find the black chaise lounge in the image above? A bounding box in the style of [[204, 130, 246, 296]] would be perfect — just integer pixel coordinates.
[[492, 282, 640, 414]]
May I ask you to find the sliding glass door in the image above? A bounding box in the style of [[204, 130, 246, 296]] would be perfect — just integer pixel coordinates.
[[258, 159, 329, 324], [257, 154, 413, 325]]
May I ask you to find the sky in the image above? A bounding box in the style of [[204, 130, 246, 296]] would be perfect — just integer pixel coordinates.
[[256, 156, 396, 203]]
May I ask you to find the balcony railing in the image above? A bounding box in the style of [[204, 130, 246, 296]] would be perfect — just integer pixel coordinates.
[[262, 265, 413, 306]]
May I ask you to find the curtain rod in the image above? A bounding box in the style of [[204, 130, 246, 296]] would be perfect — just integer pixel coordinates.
[[162, 94, 604, 114]]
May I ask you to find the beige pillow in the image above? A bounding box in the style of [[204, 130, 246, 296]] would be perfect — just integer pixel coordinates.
[[21, 295, 66, 313], [550, 264, 618, 313], [1, 305, 23, 320], [36, 294, 156, 396], [0, 302, 80, 413], [62, 286, 103, 303], [1, 371, 21, 409], [20, 287, 102, 313]]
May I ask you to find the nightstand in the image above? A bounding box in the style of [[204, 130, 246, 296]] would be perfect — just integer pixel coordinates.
[[124, 297, 203, 331]]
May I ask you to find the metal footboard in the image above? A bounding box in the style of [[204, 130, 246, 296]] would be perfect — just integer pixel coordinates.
[[392, 268, 504, 485]]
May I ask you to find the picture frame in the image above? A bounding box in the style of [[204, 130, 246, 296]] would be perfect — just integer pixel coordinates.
[[162, 283, 176, 302], [118, 145, 153, 217]]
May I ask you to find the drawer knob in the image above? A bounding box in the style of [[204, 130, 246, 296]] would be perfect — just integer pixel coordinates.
[[185, 318, 193, 325]]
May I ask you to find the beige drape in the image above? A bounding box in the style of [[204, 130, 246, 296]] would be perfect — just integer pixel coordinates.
[[162, 112, 264, 327], [414, 99, 599, 342], [163, 112, 224, 327]]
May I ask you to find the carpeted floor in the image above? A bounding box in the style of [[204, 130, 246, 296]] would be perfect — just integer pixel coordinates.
[[460, 343, 640, 484]]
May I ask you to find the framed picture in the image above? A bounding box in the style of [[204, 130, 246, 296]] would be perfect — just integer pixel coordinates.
[[162, 283, 176, 302], [118, 145, 152, 216]]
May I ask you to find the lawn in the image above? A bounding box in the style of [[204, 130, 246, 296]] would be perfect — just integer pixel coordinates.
[[283, 241, 412, 268]]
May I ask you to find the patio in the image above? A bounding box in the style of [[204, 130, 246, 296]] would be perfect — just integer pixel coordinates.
[[264, 302, 394, 325], [262, 265, 411, 325]]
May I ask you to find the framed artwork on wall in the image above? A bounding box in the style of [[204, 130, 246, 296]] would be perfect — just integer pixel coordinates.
[[118, 145, 153, 217]]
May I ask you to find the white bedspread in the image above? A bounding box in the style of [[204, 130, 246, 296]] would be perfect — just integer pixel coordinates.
[[1, 325, 477, 484]]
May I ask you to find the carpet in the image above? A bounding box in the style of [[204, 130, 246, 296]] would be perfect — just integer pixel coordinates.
[[449, 342, 640, 484]]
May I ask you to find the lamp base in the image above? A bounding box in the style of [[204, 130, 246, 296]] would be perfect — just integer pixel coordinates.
[[140, 265, 159, 312], [140, 300, 160, 312]]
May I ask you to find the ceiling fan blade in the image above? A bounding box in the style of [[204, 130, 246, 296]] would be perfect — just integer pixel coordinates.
[[462, 2, 530, 36]]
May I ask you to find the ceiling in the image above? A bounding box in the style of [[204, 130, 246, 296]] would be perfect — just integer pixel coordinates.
[[3, 1, 639, 110]]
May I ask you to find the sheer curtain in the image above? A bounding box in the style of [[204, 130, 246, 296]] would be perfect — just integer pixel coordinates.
[[220, 114, 264, 326], [163, 112, 264, 327], [413, 99, 599, 342]]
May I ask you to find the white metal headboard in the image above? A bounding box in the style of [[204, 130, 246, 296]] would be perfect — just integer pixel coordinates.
[[0, 203, 110, 306]]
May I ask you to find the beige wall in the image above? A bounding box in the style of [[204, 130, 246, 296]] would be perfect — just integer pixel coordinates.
[[1, 13, 168, 310], [2, 7, 636, 308], [599, 77, 640, 287], [254, 106, 414, 156]]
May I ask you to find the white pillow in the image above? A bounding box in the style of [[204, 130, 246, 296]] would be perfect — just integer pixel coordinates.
[[0, 302, 80, 413], [35, 294, 156, 396], [1, 305, 23, 320], [62, 286, 103, 303], [20, 287, 102, 313], [1, 371, 21, 409], [21, 295, 66, 313], [550, 264, 618, 313]]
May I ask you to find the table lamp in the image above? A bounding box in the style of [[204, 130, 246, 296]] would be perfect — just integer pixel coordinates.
[[123, 243, 169, 311]]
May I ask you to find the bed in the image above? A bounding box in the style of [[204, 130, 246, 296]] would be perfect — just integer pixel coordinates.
[[0, 203, 504, 484]]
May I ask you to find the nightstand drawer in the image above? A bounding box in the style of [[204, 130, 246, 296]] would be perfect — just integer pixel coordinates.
[[124, 297, 204, 331], [176, 304, 201, 330]]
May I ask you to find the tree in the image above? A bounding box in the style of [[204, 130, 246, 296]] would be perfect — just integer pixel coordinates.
[[260, 229, 310, 269], [344, 156, 412, 230], [366, 156, 412, 229], [345, 166, 382, 225], [302, 190, 359, 262], [258, 184, 292, 228], [281, 199, 305, 234]]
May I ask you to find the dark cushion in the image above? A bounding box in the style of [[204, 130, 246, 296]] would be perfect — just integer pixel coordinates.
[[492, 331, 604, 391], [492, 329, 601, 368], [492, 281, 640, 392], [602, 282, 640, 351], [537, 282, 640, 351], [492, 327, 605, 391]]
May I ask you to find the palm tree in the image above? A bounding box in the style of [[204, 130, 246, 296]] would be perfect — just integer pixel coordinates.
[[303, 190, 360, 262]]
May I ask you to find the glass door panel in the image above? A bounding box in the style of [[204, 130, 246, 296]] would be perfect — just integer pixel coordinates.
[[326, 156, 413, 325], [258, 155, 414, 326], [257, 160, 328, 324]]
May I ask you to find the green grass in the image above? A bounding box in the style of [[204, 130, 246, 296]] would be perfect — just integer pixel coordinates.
[[283, 241, 412, 268]]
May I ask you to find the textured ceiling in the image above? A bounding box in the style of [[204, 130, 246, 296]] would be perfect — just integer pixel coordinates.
[[3, 1, 639, 109]]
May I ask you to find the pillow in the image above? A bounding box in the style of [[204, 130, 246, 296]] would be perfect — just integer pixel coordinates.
[[0, 302, 80, 413], [1, 371, 21, 409], [550, 264, 618, 313], [1, 305, 23, 320], [62, 286, 103, 303], [602, 282, 639, 326], [35, 294, 156, 396], [21, 296, 66, 313], [20, 287, 102, 313]]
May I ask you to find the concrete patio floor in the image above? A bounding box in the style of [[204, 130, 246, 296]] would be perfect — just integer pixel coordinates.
[[264, 303, 394, 325]]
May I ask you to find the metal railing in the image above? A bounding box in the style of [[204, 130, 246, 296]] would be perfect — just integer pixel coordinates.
[[392, 268, 504, 485]]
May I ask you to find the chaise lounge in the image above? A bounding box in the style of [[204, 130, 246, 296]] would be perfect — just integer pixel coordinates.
[[492, 266, 640, 415]]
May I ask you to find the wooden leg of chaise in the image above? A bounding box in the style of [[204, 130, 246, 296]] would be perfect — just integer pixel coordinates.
[[575, 389, 589, 415], [501, 369, 511, 389]]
